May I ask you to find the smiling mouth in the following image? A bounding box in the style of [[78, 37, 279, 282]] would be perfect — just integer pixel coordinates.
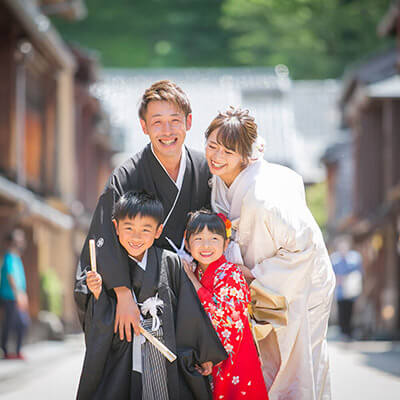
[[159, 137, 177, 146], [199, 251, 214, 258], [128, 242, 144, 250], [210, 160, 226, 169]]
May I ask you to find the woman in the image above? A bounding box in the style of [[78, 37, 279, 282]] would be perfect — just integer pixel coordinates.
[[204, 107, 335, 400]]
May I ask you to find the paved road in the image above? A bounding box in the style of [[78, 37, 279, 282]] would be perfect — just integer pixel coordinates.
[[1, 333, 400, 399]]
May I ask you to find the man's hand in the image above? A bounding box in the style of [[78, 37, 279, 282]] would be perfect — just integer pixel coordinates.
[[195, 361, 213, 376], [238, 264, 255, 284], [114, 287, 141, 341], [86, 271, 102, 300], [16, 292, 28, 312]]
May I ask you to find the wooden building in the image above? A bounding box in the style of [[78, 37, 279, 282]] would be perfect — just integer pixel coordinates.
[[0, 0, 116, 333], [323, 1, 400, 338]]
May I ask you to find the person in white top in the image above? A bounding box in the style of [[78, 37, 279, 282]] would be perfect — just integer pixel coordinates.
[[204, 107, 336, 400]]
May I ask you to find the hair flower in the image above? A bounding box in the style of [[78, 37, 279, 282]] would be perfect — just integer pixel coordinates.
[[217, 213, 232, 239]]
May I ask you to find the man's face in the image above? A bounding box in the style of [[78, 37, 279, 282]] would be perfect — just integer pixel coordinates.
[[140, 101, 192, 162], [113, 215, 163, 261]]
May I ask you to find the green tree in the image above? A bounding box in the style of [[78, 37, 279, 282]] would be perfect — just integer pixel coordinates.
[[306, 181, 328, 236], [221, 0, 393, 78], [52, 0, 232, 68], [52, 0, 393, 78]]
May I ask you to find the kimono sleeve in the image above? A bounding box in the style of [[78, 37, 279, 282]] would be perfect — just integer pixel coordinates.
[[197, 264, 250, 356], [197, 265, 249, 326], [74, 189, 130, 326], [77, 189, 130, 290], [172, 258, 227, 400], [251, 180, 318, 305], [76, 290, 132, 400]]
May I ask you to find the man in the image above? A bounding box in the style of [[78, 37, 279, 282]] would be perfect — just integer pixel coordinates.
[[74, 80, 225, 398], [0, 229, 30, 360]]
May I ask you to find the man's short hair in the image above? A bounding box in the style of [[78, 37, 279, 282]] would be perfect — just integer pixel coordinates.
[[113, 191, 164, 225], [138, 80, 192, 120]]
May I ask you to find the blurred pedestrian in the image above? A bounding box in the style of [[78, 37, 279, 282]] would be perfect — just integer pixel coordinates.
[[0, 228, 30, 360], [331, 235, 363, 339]]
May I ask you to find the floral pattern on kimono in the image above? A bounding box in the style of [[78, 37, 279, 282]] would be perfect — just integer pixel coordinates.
[[196, 255, 269, 400]]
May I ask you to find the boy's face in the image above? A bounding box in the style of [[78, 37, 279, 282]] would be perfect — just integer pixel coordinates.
[[113, 215, 163, 261], [140, 100, 192, 163]]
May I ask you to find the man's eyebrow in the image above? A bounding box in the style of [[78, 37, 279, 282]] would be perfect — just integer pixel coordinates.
[[150, 113, 182, 118]]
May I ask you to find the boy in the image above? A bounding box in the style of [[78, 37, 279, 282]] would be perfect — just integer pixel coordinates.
[[75, 80, 211, 342], [75, 191, 226, 400]]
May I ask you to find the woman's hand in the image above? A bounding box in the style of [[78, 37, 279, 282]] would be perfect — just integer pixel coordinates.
[[237, 264, 255, 284], [87, 271, 102, 300]]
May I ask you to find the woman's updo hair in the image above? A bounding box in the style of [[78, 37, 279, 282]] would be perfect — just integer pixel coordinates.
[[205, 107, 258, 160]]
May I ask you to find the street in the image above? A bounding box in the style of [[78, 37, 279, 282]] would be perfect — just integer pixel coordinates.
[[0, 332, 399, 399]]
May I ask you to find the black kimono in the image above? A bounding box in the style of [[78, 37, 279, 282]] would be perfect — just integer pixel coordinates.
[[75, 144, 211, 295], [75, 247, 227, 400]]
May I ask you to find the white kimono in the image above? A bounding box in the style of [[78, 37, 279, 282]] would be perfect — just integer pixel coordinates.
[[211, 159, 335, 400]]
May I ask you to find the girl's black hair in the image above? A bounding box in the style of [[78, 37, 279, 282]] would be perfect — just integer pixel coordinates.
[[113, 191, 164, 225], [185, 209, 227, 242]]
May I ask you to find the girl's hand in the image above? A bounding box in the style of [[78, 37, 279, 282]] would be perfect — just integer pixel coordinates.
[[195, 361, 213, 376], [182, 260, 203, 292], [87, 271, 102, 300], [182, 260, 197, 280], [237, 264, 255, 284]]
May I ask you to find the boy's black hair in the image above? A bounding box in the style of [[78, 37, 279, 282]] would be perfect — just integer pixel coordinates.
[[185, 209, 227, 243], [113, 191, 164, 225]]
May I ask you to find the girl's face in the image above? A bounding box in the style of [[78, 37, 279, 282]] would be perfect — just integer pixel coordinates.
[[205, 129, 246, 187], [186, 227, 227, 271]]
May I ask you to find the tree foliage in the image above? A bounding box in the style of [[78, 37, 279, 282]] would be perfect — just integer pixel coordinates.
[[53, 0, 232, 68], [221, 0, 393, 78], [52, 0, 393, 78], [306, 181, 328, 236]]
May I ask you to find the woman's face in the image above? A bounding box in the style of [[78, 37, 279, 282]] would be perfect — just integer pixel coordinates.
[[205, 129, 246, 187]]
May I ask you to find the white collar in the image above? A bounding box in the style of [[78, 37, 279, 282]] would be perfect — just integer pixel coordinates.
[[129, 249, 148, 271], [150, 144, 187, 191]]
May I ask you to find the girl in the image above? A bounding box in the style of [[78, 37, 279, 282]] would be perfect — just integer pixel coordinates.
[[184, 209, 268, 400]]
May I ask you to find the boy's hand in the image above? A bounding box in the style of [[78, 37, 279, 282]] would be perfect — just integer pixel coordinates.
[[195, 361, 213, 376], [87, 271, 102, 300], [114, 287, 141, 341]]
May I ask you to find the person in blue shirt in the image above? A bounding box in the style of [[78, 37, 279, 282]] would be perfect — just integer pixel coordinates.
[[0, 229, 30, 360], [330, 235, 363, 339]]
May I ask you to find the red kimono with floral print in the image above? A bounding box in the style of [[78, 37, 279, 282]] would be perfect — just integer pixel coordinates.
[[196, 255, 269, 400]]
